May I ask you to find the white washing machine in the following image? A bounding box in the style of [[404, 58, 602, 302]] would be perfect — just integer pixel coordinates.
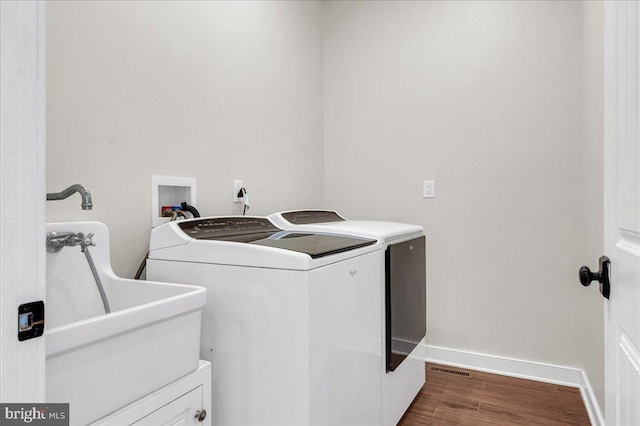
[[147, 216, 383, 425], [268, 210, 426, 426]]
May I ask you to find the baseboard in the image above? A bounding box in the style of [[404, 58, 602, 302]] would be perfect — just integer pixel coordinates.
[[423, 344, 604, 425], [424, 344, 581, 386], [580, 369, 605, 426]]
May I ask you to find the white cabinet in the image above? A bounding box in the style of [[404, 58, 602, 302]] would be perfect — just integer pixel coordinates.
[[96, 361, 211, 426], [134, 386, 203, 425]]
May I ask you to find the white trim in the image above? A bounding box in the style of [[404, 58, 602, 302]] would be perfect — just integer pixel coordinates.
[[580, 369, 605, 426], [424, 344, 581, 386], [616, 237, 640, 258], [423, 344, 603, 425], [0, 0, 46, 403]]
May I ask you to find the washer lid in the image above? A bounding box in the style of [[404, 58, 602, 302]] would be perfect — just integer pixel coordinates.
[[251, 232, 374, 259], [268, 210, 423, 243], [177, 216, 375, 258]]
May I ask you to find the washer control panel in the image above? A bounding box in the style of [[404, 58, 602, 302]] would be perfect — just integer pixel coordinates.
[[281, 210, 345, 224], [178, 217, 281, 240]]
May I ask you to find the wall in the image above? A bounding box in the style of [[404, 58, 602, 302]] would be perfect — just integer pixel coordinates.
[[323, 0, 604, 410], [47, 0, 605, 414], [46, 1, 324, 276], [579, 0, 605, 410]]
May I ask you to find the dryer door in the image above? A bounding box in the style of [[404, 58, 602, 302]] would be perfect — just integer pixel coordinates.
[[385, 236, 426, 372]]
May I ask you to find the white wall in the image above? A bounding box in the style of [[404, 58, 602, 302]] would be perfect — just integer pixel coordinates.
[[47, 0, 604, 413], [579, 0, 605, 409], [323, 0, 604, 409], [46, 1, 324, 276]]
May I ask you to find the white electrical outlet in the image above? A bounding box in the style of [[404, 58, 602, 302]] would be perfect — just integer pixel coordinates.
[[233, 180, 243, 202], [423, 180, 435, 198]]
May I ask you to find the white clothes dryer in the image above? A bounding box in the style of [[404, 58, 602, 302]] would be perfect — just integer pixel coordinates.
[[268, 210, 426, 426], [147, 216, 383, 425]]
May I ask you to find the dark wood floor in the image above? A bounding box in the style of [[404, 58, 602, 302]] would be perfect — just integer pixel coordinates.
[[398, 363, 591, 426]]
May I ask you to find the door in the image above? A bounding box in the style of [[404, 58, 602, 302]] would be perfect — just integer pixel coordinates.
[[0, 0, 46, 402], [385, 236, 426, 372], [604, 2, 640, 424]]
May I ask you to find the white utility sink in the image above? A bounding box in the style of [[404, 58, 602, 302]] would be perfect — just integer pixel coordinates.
[[45, 222, 206, 425]]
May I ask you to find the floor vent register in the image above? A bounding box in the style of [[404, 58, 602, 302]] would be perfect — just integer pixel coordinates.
[[427, 365, 473, 379]]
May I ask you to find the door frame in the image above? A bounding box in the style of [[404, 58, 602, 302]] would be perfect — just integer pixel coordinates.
[[603, 1, 640, 425], [0, 0, 47, 402]]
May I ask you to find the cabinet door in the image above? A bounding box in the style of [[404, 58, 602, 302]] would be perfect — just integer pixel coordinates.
[[134, 386, 203, 426]]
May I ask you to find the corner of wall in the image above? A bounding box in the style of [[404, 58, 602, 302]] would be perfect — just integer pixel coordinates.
[[580, 369, 605, 426]]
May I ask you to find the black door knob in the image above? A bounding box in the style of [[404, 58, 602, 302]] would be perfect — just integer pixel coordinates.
[[579, 266, 600, 286], [194, 409, 207, 422], [579, 256, 610, 299]]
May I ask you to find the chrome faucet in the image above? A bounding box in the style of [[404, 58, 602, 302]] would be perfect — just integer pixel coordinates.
[[47, 184, 93, 210], [46, 231, 110, 313], [46, 231, 95, 253]]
